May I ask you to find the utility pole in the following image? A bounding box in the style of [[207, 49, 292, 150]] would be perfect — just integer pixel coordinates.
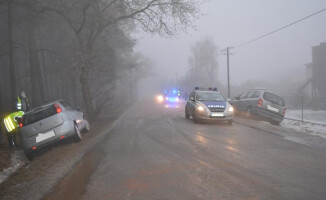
[[221, 47, 233, 98]]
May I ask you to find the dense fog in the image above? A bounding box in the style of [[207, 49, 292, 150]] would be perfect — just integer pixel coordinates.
[[136, 0, 326, 104], [1, 0, 326, 117]]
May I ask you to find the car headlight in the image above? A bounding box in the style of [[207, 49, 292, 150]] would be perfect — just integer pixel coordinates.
[[197, 106, 205, 111], [156, 95, 164, 102], [228, 106, 234, 112]]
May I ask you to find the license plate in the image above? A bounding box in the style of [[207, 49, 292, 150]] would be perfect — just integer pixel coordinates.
[[36, 130, 55, 143], [211, 112, 224, 117], [267, 105, 279, 112]]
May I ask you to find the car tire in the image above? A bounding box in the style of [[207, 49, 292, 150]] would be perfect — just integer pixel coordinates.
[[245, 108, 252, 119], [74, 123, 82, 142], [84, 119, 90, 133], [193, 111, 199, 123], [24, 151, 34, 161], [7, 134, 16, 147], [227, 120, 233, 125], [185, 107, 190, 119]]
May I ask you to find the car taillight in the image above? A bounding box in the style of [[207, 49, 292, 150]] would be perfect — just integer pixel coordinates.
[[283, 108, 286, 116], [258, 98, 263, 107], [19, 123, 23, 128], [54, 103, 62, 113]]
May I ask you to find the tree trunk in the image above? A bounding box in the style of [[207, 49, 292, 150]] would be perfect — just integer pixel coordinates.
[[26, 1, 46, 106], [8, 0, 17, 109], [80, 62, 96, 119]]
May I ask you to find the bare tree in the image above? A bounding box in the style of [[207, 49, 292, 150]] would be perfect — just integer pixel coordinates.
[[37, 0, 199, 118], [184, 37, 219, 88]]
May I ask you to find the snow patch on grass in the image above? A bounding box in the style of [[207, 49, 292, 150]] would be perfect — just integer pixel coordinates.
[[0, 151, 24, 184], [281, 119, 326, 139]]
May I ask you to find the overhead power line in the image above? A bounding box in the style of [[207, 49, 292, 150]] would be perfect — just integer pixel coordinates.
[[235, 7, 326, 49]]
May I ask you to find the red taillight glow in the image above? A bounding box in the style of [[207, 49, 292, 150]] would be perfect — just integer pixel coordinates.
[[283, 108, 287, 116], [258, 98, 263, 107], [19, 123, 23, 128], [60, 135, 65, 140], [54, 103, 62, 113], [32, 147, 37, 150]]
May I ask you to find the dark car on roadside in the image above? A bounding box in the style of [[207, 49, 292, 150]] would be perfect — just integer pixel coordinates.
[[229, 89, 286, 125], [19, 100, 90, 160]]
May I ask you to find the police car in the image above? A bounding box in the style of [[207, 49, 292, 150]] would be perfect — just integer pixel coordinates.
[[185, 87, 234, 124], [164, 89, 181, 103]]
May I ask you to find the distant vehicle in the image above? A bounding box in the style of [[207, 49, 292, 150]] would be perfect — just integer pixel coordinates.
[[229, 89, 286, 125], [164, 90, 181, 103], [185, 87, 234, 124], [19, 100, 90, 160]]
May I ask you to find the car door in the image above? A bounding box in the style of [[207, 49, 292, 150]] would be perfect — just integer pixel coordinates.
[[245, 91, 260, 109], [235, 92, 248, 111], [60, 101, 78, 120]]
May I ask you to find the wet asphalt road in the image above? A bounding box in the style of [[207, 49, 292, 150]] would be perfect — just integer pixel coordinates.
[[58, 101, 326, 199]]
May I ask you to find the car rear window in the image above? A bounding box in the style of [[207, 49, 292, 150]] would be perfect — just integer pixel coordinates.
[[263, 92, 285, 106], [23, 104, 57, 126]]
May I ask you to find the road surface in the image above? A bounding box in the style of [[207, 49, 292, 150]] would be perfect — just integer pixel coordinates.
[[45, 100, 326, 200]]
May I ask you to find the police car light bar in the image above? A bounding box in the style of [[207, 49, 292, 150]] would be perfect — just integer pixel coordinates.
[[194, 87, 218, 92]]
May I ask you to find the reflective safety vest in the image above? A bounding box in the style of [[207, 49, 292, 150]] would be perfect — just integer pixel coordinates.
[[17, 97, 22, 110], [3, 111, 24, 133]]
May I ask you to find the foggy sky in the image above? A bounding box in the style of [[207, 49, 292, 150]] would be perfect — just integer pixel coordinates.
[[135, 0, 326, 95]]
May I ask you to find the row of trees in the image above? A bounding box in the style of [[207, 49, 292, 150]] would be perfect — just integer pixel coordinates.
[[0, 0, 199, 119]]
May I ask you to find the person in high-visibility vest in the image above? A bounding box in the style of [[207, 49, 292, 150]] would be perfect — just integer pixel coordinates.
[[3, 91, 29, 147], [16, 91, 30, 112], [3, 111, 24, 147]]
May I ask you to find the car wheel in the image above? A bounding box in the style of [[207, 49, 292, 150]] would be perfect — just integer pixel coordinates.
[[7, 134, 16, 147], [185, 107, 190, 119], [227, 120, 233, 125], [84, 119, 90, 132], [245, 108, 252, 119], [193, 111, 199, 123], [24, 151, 34, 161], [74, 123, 82, 142]]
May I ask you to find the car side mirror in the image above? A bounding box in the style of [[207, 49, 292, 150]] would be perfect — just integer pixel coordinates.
[[189, 97, 194, 101]]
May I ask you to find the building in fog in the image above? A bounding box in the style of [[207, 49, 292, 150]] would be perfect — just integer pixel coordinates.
[[303, 43, 326, 109], [311, 42, 326, 98]]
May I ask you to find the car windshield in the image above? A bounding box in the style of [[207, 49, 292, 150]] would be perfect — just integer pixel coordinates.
[[196, 92, 225, 101], [263, 92, 285, 106]]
